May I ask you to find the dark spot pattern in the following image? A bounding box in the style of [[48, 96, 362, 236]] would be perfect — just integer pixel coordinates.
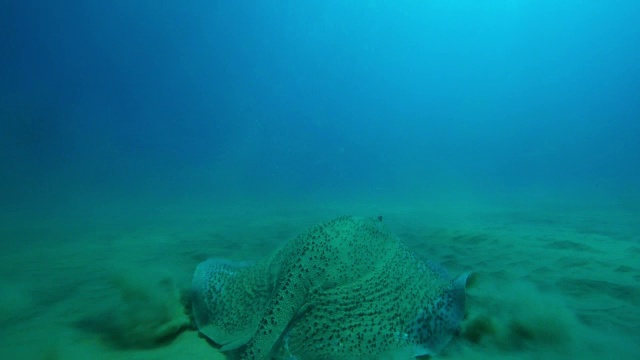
[[192, 216, 468, 360]]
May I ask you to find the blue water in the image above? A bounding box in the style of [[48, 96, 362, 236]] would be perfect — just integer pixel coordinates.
[[2, 2, 640, 359], [2, 0, 639, 219]]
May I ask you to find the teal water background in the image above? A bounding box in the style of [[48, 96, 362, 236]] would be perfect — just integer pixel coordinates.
[[2, 1, 639, 225], [1, 3, 640, 358]]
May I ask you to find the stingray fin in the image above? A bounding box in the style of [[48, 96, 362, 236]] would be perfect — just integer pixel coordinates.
[[408, 272, 470, 357]]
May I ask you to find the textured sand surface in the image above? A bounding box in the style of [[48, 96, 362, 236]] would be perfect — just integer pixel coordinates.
[[1, 199, 638, 359]]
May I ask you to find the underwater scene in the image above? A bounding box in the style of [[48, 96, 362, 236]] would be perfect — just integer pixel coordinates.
[[1, 1, 639, 359]]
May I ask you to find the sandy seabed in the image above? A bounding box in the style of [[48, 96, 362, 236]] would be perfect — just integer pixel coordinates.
[[1, 198, 639, 359]]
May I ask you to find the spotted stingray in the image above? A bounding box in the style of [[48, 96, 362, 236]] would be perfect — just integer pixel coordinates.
[[191, 216, 469, 360]]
